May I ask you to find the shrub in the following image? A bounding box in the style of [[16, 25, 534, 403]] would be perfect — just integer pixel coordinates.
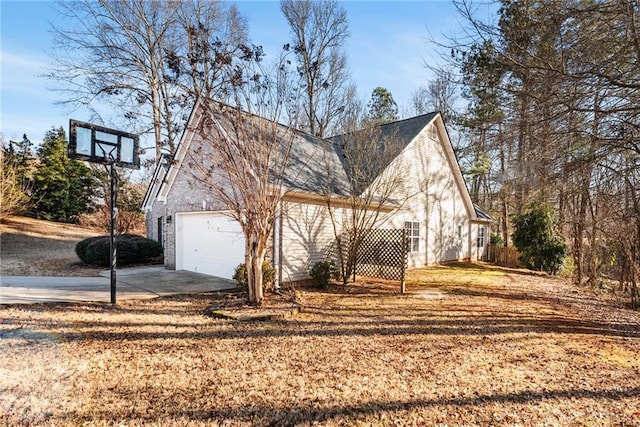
[[74, 236, 102, 261], [75, 234, 163, 267], [490, 232, 504, 246], [233, 261, 275, 290], [309, 260, 339, 289], [511, 202, 567, 275]]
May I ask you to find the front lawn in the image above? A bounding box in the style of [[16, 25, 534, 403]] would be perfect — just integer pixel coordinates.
[[1, 264, 639, 426]]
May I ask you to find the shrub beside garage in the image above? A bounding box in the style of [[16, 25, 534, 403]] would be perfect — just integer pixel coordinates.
[[75, 234, 163, 267]]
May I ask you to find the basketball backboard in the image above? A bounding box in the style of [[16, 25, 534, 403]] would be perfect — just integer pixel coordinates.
[[69, 119, 140, 168]]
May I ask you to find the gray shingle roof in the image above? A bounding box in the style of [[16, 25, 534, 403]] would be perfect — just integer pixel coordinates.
[[281, 130, 351, 197], [328, 113, 438, 190], [371, 112, 439, 147], [474, 205, 494, 221], [144, 107, 441, 207], [211, 107, 352, 198]]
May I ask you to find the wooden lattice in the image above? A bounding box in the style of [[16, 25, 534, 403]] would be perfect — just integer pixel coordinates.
[[340, 229, 408, 291]]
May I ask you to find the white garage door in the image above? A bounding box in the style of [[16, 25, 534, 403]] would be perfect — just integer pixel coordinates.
[[175, 212, 245, 279]]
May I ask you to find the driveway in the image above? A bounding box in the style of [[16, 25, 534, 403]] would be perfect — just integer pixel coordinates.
[[0, 266, 236, 304]]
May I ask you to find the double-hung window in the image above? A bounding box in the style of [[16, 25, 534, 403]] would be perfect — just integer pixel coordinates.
[[477, 226, 485, 248], [404, 221, 420, 253]]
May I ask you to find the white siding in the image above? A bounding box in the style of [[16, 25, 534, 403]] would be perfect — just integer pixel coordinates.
[[280, 201, 340, 282], [470, 222, 488, 261], [373, 122, 475, 267]]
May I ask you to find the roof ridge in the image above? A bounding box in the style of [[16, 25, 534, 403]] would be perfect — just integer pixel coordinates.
[[378, 111, 439, 127], [327, 112, 438, 140]]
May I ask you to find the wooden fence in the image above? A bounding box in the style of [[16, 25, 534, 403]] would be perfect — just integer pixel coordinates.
[[487, 244, 522, 268]]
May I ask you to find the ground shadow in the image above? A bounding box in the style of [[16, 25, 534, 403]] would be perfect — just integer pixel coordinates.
[[63, 385, 640, 425]]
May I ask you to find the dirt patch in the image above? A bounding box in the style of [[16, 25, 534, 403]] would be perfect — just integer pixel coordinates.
[[1, 216, 104, 277], [1, 264, 638, 426]]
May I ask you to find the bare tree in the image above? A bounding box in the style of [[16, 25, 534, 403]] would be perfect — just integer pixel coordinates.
[[443, 0, 640, 307], [324, 110, 409, 284], [48, 0, 251, 161], [0, 137, 32, 218], [411, 69, 458, 123], [185, 56, 299, 304], [410, 87, 430, 116], [280, 0, 355, 137]]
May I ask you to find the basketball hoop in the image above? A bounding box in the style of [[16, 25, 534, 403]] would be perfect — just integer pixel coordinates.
[[68, 119, 140, 304], [69, 119, 140, 168]]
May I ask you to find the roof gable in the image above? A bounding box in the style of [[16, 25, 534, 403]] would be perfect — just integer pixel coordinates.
[[329, 113, 439, 187], [143, 104, 487, 221], [148, 102, 351, 206]]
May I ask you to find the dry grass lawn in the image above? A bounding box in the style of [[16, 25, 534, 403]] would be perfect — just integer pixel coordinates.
[[1, 215, 102, 277], [2, 263, 639, 426]]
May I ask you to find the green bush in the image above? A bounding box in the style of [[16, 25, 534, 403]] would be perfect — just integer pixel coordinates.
[[490, 232, 504, 246], [74, 236, 102, 261], [511, 202, 567, 275], [233, 261, 275, 290], [309, 260, 339, 289], [75, 234, 163, 267]]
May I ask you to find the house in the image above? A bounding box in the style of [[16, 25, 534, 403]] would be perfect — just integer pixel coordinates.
[[142, 105, 492, 283]]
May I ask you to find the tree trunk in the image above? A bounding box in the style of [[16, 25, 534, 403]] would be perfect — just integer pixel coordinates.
[[246, 232, 267, 305]]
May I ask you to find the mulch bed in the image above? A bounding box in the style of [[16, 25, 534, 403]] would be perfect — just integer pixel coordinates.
[[206, 288, 302, 321]]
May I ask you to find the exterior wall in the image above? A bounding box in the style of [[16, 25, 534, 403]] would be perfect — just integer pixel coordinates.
[[145, 199, 170, 264], [146, 114, 487, 278], [376, 122, 474, 268], [280, 201, 342, 282], [470, 221, 490, 261], [145, 133, 230, 271]]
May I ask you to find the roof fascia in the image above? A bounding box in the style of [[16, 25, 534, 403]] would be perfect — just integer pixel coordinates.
[[157, 100, 205, 203], [141, 156, 166, 210], [283, 190, 395, 212], [432, 114, 479, 220]]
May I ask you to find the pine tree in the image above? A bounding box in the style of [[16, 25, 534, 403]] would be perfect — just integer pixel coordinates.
[[366, 86, 398, 124], [31, 127, 97, 223]]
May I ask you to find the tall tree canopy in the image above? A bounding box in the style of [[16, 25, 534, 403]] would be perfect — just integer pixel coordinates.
[[445, 0, 639, 304], [48, 0, 254, 161], [280, 0, 355, 137]]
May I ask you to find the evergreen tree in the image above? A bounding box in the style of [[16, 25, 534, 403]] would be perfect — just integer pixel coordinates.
[[31, 127, 97, 223], [366, 86, 398, 124], [5, 134, 35, 179], [512, 202, 567, 275]]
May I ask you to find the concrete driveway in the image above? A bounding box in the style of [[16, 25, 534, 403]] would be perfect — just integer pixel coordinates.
[[0, 266, 236, 304]]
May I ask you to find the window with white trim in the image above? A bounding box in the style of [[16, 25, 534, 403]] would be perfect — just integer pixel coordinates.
[[404, 221, 420, 253], [477, 226, 485, 248]]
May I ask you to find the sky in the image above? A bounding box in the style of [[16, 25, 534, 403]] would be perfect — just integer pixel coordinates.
[[0, 0, 481, 148]]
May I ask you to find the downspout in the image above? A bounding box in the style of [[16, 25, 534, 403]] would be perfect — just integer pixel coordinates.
[[273, 196, 284, 289]]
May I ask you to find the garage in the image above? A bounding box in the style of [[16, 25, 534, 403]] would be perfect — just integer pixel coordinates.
[[175, 212, 245, 279]]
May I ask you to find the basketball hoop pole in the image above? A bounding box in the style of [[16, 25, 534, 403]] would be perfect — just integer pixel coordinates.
[[68, 118, 139, 304], [109, 161, 119, 304]]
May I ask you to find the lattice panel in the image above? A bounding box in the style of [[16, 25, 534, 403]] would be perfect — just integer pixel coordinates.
[[343, 229, 408, 282]]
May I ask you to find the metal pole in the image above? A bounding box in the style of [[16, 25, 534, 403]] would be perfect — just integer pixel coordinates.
[[110, 162, 118, 304]]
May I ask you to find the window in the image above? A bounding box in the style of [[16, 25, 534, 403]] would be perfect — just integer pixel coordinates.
[[458, 225, 462, 239], [477, 226, 485, 248], [404, 221, 420, 252], [429, 124, 438, 140]]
